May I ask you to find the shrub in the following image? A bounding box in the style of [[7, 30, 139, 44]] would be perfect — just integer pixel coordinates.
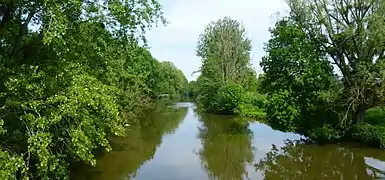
[[237, 92, 267, 119], [196, 77, 222, 113], [308, 124, 344, 142], [348, 123, 385, 148], [237, 104, 266, 119], [214, 82, 245, 114], [264, 90, 299, 132]]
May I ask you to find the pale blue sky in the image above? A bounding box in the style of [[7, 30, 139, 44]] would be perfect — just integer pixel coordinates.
[[146, 0, 289, 81]]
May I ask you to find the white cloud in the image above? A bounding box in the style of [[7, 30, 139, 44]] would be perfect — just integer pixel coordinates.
[[147, 0, 289, 81]]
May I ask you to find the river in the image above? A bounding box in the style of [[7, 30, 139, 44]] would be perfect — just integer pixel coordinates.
[[72, 102, 385, 180]]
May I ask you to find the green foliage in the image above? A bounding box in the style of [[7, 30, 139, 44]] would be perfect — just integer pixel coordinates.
[[0, 150, 26, 179], [241, 92, 266, 108], [194, 17, 262, 116], [0, 0, 189, 178], [362, 107, 385, 126], [196, 77, 222, 113], [237, 104, 266, 119], [259, 0, 385, 147], [265, 90, 299, 132], [286, 0, 385, 124], [348, 123, 385, 148], [196, 17, 252, 84], [260, 17, 338, 135], [236, 92, 267, 119], [152, 61, 188, 100], [214, 82, 244, 114], [187, 80, 199, 100], [308, 124, 344, 142]]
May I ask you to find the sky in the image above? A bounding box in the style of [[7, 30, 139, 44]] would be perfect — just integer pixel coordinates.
[[146, 0, 289, 81]]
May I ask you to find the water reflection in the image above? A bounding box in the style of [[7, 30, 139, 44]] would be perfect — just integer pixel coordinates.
[[255, 140, 385, 180], [196, 112, 255, 180], [71, 103, 385, 180], [71, 105, 188, 180]]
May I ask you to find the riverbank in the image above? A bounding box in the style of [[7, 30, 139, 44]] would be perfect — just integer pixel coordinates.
[[237, 104, 385, 149]]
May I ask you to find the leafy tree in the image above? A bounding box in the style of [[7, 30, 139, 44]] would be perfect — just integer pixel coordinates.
[[196, 17, 253, 84], [0, 0, 189, 179], [152, 61, 188, 100], [187, 80, 199, 100], [285, 0, 385, 124], [260, 18, 338, 133], [214, 82, 245, 114], [194, 17, 261, 114]]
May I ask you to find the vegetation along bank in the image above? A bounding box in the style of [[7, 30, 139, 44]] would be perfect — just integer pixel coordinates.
[[188, 0, 385, 149], [0, 1, 188, 179], [2, 0, 385, 179]]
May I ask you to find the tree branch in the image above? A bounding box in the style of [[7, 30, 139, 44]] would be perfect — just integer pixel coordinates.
[[11, 3, 39, 60]]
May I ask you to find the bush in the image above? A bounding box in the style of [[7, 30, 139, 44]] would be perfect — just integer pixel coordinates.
[[242, 92, 267, 107], [348, 123, 385, 148], [264, 90, 299, 132], [237, 104, 266, 119], [213, 82, 245, 114], [237, 92, 267, 119], [364, 107, 385, 126], [308, 124, 344, 142], [195, 77, 222, 113]]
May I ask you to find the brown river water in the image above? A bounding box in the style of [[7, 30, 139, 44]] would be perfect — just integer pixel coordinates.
[[72, 102, 385, 180]]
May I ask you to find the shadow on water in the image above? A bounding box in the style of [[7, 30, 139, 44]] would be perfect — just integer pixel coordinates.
[[71, 103, 188, 180], [255, 139, 385, 180], [195, 110, 255, 180]]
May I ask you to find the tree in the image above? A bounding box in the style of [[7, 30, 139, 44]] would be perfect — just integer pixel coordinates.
[[0, 0, 191, 179], [0, 0, 165, 55], [187, 80, 199, 100], [196, 17, 253, 84], [194, 17, 259, 114], [285, 0, 385, 124], [153, 61, 188, 100], [260, 17, 338, 132]]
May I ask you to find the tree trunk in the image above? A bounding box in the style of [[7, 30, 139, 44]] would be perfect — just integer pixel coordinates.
[[11, 4, 38, 62], [0, 3, 14, 34], [353, 103, 366, 124]]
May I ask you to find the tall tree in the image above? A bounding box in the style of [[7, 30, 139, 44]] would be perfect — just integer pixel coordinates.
[[260, 17, 338, 131], [196, 17, 253, 84], [194, 17, 259, 114], [285, 0, 385, 124]]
